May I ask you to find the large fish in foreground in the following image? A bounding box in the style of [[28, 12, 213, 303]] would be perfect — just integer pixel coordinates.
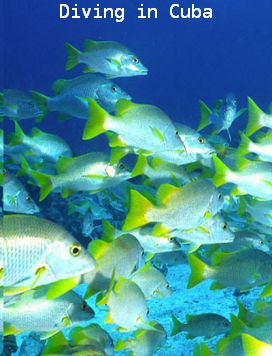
[[1, 215, 96, 296], [65, 39, 148, 78]]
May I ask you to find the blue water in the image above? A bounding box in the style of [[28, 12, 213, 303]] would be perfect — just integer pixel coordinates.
[[2, 1, 272, 355], [3, 0, 272, 150]]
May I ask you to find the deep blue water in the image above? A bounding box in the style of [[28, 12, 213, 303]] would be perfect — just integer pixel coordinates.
[[3, 0, 272, 153]]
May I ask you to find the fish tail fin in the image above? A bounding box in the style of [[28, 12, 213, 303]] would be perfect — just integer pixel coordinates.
[[193, 343, 214, 356], [82, 99, 109, 140], [212, 156, 232, 187], [171, 314, 185, 336], [187, 254, 211, 288], [30, 90, 49, 121], [242, 334, 270, 356], [65, 42, 80, 70], [29, 169, 53, 201], [236, 132, 251, 156], [8, 121, 25, 146], [131, 155, 148, 177], [101, 220, 115, 242], [229, 314, 247, 338], [197, 100, 211, 131], [246, 97, 264, 136], [122, 190, 154, 231]]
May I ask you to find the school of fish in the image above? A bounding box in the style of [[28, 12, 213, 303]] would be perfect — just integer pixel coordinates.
[[0, 38, 272, 356]]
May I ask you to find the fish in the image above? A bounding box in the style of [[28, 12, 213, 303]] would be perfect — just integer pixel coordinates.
[[198, 93, 246, 140], [246, 97, 272, 136], [237, 131, 272, 163], [115, 322, 167, 356], [188, 249, 272, 291], [130, 262, 172, 299], [213, 156, 272, 199], [83, 99, 184, 158], [97, 274, 149, 331], [3, 172, 39, 214], [132, 155, 191, 186], [147, 123, 215, 166], [65, 40, 148, 78], [1, 215, 96, 296], [42, 324, 114, 355], [223, 231, 269, 253], [83, 234, 144, 298], [8, 121, 73, 162], [102, 220, 180, 254], [3, 288, 94, 339], [31, 73, 131, 119], [171, 313, 230, 339], [0, 89, 44, 121], [172, 214, 234, 248], [21, 152, 131, 200], [123, 180, 224, 235]]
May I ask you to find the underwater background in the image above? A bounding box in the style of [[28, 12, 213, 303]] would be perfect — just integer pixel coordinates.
[[2, 0, 272, 355]]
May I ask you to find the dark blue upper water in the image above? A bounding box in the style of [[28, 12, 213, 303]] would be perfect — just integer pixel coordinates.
[[3, 0, 272, 152]]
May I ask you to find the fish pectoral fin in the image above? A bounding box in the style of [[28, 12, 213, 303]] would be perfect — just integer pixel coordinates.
[[82, 174, 106, 179], [105, 312, 114, 324], [106, 57, 121, 67], [31, 265, 47, 288]]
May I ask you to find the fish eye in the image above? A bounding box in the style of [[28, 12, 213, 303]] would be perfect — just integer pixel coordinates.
[[132, 57, 139, 64], [198, 137, 205, 144], [218, 193, 222, 200], [222, 223, 228, 230], [224, 321, 229, 327], [118, 162, 125, 169], [70, 243, 82, 257], [166, 283, 170, 289], [81, 301, 87, 310], [170, 238, 175, 242], [259, 240, 264, 245], [147, 308, 150, 315], [28, 102, 34, 108], [233, 100, 237, 105], [111, 86, 117, 93], [25, 196, 31, 201], [175, 130, 179, 136]]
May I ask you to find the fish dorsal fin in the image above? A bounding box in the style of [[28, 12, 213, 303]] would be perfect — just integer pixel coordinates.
[[88, 239, 109, 260], [53, 79, 68, 94], [56, 156, 74, 174], [31, 127, 43, 137], [115, 99, 137, 116], [156, 183, 179, 205], [211, 251, 234, 266], [84, 39, 98, 52]]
